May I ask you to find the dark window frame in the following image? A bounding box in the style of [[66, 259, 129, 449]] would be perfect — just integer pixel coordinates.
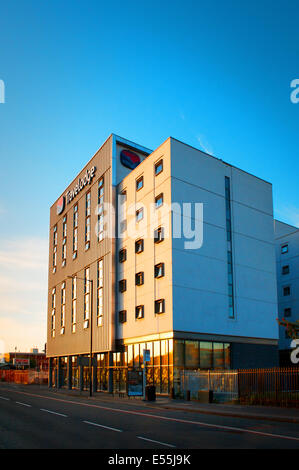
[[154, 226, 164, 243], [135, 272, 144, 286], [281, 244, 289, 254], [119, 248, 127, 263], [155, 159, 163, 176], [136, 176, 144, 191], [135, 238, 144, 253], [119, 279, 127, 293], [154, 262, 165, 278], [119, 310, 127, 323], [135, 305, 144, 319], [155, 193, 164, 209], [155, 299, 165, 314]]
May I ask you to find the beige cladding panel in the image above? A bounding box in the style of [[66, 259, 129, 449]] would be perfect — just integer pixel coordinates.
[[116, 139, 173, 342], [47, 137, 114, 357]]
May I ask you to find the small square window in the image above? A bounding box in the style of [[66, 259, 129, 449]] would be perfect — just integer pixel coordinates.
[[155, 263, 165, 278], [136, 176, 144, 191], [155, 159, 163, 176], [119, 248, 127, 263], [155, 299, 165, 314], [282, 265, 290, 275], [135, 305, 144, 319], [136, 272, 144, 286], [284, 308, 291, 318], [119, 279, 127, 293], [281, 244, 288, 254], [135, 239, 144, 253], [136, 207, 144, 222], [154, 227, 164, 243], [283, 286, 291, 296], [155, 193, 163, 208], [119, 310, 127, 323]]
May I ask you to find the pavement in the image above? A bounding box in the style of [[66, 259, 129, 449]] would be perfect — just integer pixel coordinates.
[[37, 384, 299, 424], [1, 383, 299, 449]]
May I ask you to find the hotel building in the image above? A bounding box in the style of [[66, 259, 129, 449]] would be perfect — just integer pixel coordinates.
[[274, 220, 299, 365], [47, 134, 279, 394]]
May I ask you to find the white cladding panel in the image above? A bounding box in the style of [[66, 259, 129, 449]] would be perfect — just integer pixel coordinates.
[[170, 139, 278, 340]]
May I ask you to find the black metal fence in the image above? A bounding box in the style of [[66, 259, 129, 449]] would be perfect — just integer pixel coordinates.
[[238, 367, 299, 407], [181, 367, 299, 407]]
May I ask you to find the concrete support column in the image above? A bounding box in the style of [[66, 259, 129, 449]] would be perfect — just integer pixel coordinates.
[[48, 358, 53, 388], [67, 356, 72, 390], [57, 357, 62, 389], [108, 352, 113, 394], [92, 360, 97, 393], [79, 360, 84, 392]]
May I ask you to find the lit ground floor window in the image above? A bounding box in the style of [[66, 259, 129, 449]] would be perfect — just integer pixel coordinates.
[[49, 338, 231, 394]]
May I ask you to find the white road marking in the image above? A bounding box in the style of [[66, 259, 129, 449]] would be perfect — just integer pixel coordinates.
[[83, 420, 122, 433], [0, 396, 9, 401], [4, 388, 299, 443], [40, 408, 67, 417], [16, 402, 31, 407], [137, 436, 176, 448]]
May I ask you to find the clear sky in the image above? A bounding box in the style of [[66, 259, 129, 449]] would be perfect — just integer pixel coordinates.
[[0, 0, 298, 352]]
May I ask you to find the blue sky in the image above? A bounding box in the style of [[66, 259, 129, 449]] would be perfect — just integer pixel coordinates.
[[0, 0, 298, 351]]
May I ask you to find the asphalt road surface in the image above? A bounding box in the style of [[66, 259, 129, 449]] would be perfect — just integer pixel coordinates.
[[0, 384, 299, 449]]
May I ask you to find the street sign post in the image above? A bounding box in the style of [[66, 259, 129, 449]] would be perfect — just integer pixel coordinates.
[[143, 349, 151, 400]]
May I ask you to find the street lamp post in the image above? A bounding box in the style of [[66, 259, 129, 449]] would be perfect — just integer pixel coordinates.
[[68, 275, 94, 397]]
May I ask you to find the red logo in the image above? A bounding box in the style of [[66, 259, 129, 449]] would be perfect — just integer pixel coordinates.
[[57, 196, 65, 215], [120, 149, 141, 169]]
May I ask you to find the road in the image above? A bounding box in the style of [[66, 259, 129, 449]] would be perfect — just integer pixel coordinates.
[[0, 384, 299, 449]]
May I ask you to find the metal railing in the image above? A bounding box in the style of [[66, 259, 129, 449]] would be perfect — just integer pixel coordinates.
[[180, 368, 299, 407]]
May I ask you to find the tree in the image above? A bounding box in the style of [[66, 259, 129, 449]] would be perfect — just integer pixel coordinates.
[[277, 318, 299, 340]]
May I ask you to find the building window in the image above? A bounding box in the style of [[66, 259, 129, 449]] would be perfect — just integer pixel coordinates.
[[283, 286, 291, 296], [135, 272, 144, 286], [155, 193, 163, 208], [85, 191, 91, 249], [119, 248, 127, 263], [98, 177, 104, 242], [135, 305, 144, 319], [284, 307, 291, 318], [119, 310, 127, 323], [135, 239, 144, 253], [155, 263, 165, 278], [119, 279, 127, 293], [53, 225, 57, 273], [225, 176, 235, 319], [97, 259, 103, 326], [155, 299, 165, 314], [71, 276, 77, 333], [60, 282, 66, 334], [154, 226, 164, 243], [84, 267, 90, 326], [282, 265, 290, 275], [281, 244, 288, 254], [155, 159, 163, 176], [73, 204, 78, 258], [136, 207, 144, 222], [51, 287, 56, 337], [62, 246, 66, 265], [136, 176, 144, 191]]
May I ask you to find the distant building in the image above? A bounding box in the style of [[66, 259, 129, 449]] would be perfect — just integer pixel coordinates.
[[5, 351, 48, 370], [47, 134, 279, 395], [274, 220, 299, 366]]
